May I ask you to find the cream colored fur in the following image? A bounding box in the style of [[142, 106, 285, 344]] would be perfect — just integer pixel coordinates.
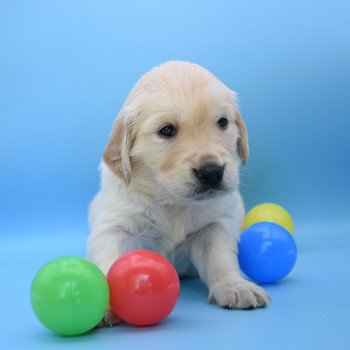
[[87, 61, 269, 326]]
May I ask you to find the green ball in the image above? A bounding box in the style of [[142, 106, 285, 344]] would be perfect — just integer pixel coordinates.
[[31, 256, 109, 336]]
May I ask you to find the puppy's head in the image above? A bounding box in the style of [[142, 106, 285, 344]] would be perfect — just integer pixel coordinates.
[[104, 61, 248, 204]]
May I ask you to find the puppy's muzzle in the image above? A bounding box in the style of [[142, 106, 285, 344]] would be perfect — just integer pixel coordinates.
[[192, 162, 225, 191]]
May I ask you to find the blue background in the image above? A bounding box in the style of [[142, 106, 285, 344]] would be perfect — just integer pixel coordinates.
[[1, 1, 349, 349]]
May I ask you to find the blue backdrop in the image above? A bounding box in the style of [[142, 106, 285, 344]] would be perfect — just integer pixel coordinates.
[[1, 0, 349, 234], [2, 2, 350, 350]]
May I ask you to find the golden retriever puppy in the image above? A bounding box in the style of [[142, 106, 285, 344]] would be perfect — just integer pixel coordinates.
[[87, 61, 269, 326]]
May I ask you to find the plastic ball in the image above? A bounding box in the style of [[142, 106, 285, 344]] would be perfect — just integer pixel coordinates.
[[31, 256, 109, 336], [242, 203, 294, 234], [238, 222, 297, 284], [107, 250, 180, 326]]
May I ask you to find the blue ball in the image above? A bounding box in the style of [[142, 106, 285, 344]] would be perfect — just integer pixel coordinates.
[[238, 222, 297, 284]]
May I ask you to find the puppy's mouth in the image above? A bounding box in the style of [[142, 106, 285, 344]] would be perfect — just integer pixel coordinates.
[[189, 185, 227, 201]]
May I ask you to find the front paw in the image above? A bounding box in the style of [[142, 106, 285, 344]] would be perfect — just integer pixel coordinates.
[[208, 279, 269, 310], [96, 307, 122, 328]]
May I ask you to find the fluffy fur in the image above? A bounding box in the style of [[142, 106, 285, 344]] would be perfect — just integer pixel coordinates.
[[87, 61, 269, 326]]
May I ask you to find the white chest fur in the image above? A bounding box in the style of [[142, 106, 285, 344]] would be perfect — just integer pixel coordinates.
[[92, 163, 241, 256]]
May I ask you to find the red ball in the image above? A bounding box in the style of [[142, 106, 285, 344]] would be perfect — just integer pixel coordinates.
[[107, 250, 180, 326]]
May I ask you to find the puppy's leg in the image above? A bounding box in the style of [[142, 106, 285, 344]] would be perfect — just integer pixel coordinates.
[[88, 228, 142, 326], [173, 240, 198, 278], [88, 228, 142, 274], [190, 223, 269, 310], [95, 307, 121, 328]]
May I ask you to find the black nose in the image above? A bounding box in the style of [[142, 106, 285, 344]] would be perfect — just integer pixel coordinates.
[[193, 162, 224, 189]]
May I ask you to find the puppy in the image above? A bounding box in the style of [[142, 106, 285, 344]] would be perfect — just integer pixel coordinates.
[[87, 61, 269, 326]]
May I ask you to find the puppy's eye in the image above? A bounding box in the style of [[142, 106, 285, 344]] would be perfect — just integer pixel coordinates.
[[158, 125, 177, 138], [217, 117, 228, 130]]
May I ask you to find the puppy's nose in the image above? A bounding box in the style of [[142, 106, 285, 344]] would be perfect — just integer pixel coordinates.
[[193, 162, 224, 188]]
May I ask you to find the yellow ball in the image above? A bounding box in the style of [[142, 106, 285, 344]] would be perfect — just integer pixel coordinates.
[[242, 203, 294, 235]]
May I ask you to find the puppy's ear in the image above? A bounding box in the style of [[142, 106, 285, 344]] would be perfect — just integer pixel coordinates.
[[235, 113, 249, 166], [103, 113, 134, 185]]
